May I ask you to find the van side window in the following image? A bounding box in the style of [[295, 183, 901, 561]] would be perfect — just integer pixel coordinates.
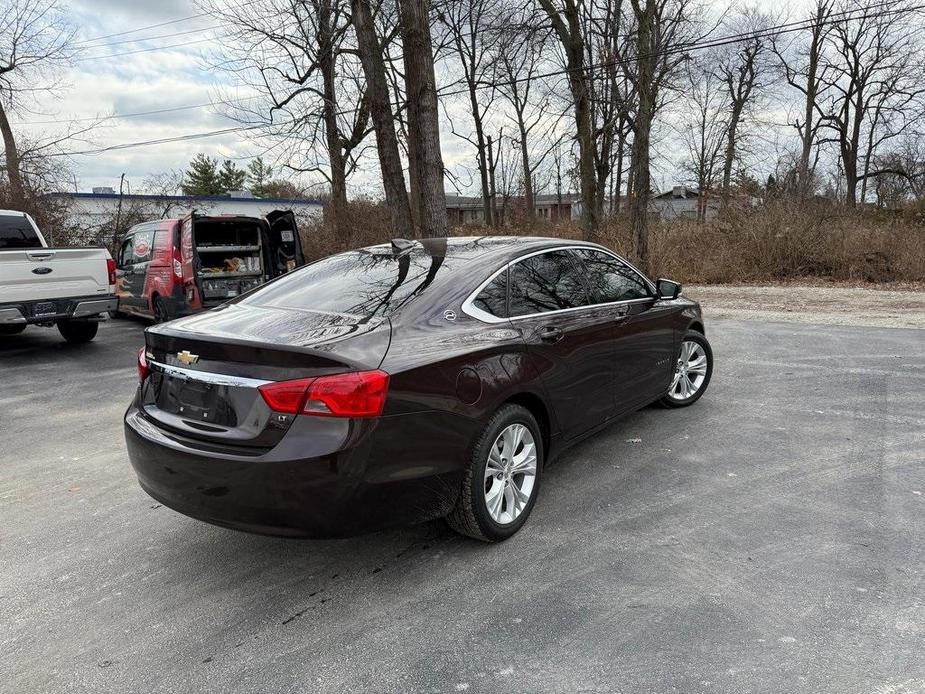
[[119, 237, 134, 267]]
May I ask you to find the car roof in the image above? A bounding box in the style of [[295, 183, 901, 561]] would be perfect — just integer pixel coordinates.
[[359, 235, 607, 265]]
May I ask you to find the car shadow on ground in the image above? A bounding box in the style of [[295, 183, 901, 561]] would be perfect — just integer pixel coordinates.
[[141, 406, 659, 606]]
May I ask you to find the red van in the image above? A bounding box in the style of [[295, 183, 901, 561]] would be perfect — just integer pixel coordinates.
[[115, 210, 303, 322]]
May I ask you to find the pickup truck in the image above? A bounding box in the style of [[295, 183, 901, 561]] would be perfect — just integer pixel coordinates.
[[0, 209, 118, 343]]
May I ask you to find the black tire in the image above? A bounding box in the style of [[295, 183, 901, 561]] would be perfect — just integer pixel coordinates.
[[0, 324, 27, 336], [659, 329, 713, 408], [152, 295, 169, 323], [446, 403, 544, 542], [57, 320, 99, 344]]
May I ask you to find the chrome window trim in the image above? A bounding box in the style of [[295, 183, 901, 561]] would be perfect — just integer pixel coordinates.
[[148, 360, 271, 388], [460, 244, 656, 325]]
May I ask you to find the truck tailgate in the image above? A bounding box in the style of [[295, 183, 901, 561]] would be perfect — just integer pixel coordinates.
[[0, 248, 112, 303]]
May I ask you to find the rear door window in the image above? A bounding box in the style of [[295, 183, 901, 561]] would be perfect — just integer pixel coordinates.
[[573, 249, 650, 303], [508, 250, 590, 317], [0, 214, 41, 249]]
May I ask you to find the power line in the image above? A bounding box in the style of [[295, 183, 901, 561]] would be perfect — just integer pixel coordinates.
[[74, 0, 265, 47], [47, 125, 263, 157], [79, 26, 210, 49], [76, 12, 212, 46], [74, 36, 217, 62]]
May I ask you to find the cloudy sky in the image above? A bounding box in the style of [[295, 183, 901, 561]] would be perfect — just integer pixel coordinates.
[[14, 0, 806, 197]]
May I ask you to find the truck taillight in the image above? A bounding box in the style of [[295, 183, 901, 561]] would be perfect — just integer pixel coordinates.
[[107, 258, 117, 286], [172, 247, 183, 282], [137, 347, 150, 382], [258, 370, 390, 418]]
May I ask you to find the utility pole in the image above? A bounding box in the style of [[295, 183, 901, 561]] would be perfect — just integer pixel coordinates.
[[113, 173, 125, 254]]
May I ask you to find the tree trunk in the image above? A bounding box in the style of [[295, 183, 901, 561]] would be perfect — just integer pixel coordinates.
[[629, 0, 655, 274], [399, 0, 448, 237], [0, 101, 25, 203], [467, 85, 493, 227], [798, 2, 826, 199], [721, 114, 740, 201], [320, 0, 350, 247], [629, 115, 651, 273], [517, 124, 534, 222], [351, 0, 413, 236], [487, 134, 499, 226]]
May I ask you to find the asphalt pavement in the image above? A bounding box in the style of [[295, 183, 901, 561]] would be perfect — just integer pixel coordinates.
[[1, 317, 923, 694]]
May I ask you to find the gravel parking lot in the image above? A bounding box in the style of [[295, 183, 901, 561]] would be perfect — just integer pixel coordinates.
[[1, 314, 923, 694]]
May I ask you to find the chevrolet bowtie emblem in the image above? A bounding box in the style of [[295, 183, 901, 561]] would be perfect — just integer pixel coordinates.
[[176, 350, 199, 365]]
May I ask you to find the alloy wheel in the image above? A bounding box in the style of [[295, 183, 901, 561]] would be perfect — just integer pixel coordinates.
[[483, 423, 537, 525], [668, 340, 709, 401]]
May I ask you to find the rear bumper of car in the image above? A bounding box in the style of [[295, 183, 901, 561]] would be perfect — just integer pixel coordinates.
[[0, 295, 118, 324], [124, 401, 475, 538]]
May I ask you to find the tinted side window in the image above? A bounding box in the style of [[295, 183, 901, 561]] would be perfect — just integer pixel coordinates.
[[119, 237, 134, 267], [509, 250, 590, 317], [472, 270, 508, 318], [574, 249, 650, 303], [0, 214, 41, 249]]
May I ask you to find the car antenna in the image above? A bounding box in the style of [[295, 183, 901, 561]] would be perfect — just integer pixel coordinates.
[[390, 238, 415, 253]]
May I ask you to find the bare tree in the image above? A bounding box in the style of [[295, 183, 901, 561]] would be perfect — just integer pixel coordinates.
[[438, 0, 498, 226], [204, 0, 374, 246], [492, 6, 564, 223], [714, 8, 773, 201], [772, 0, 833, 199], [817, 0, 925, 206], [676, 58, 726, 221], [0, 0, 75, 203], [623, 0, 696, 273], [537, 0, 600, 237]]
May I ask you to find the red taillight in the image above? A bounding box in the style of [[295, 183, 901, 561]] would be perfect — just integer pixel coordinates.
[[258, 370, 389, 418], [257, 377, 314, 414], [172, 247, 183, 282], [107, 258, 117, 287], [137, 347, 150, 382]]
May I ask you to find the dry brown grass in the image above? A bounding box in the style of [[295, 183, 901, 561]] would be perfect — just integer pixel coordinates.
[[300, 199, 925, 284]]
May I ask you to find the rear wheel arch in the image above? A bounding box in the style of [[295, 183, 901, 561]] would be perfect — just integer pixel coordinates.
[[503, 392, 551, 461]]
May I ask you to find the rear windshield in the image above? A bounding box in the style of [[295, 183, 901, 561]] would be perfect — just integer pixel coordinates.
[[0, 214, 41, 249], [240, 250, 444, 321]]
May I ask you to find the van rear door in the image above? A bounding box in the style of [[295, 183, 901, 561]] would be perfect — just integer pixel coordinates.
[[264, 210, 303, 278], [179, 213, 201, 309]]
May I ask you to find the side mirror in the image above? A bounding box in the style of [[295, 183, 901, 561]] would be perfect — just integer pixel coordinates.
[[656, 278, 682, 300]]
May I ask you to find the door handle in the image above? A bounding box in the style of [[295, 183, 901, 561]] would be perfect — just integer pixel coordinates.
[[538, 326, 563, 343], [614, 304, 629, 318]]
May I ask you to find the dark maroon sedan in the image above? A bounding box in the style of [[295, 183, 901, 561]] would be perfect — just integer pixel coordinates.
[[125, 237, 713, 541]]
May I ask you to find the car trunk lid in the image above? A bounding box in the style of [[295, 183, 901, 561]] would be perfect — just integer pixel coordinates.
[[140, 303, 390, 447]]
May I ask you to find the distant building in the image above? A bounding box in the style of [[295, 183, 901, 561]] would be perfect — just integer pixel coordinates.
[[46, 191, 324, 241], [446, 192, 587, 226], [651, 185, 721, 221]]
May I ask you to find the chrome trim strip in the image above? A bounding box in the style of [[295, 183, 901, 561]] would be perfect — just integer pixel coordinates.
[[460, 244, 657, 325], [72, 298, 119, 318], [148, 360, 271, 388], [0, 308, 26, 324]]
